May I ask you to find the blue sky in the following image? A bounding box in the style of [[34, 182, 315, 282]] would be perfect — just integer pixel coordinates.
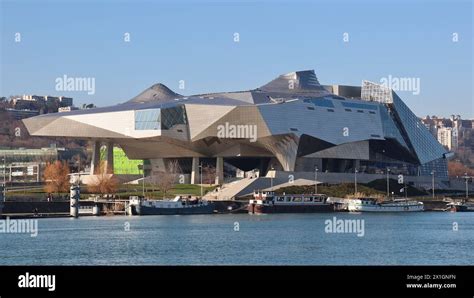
[[1, 0, 472, 118]]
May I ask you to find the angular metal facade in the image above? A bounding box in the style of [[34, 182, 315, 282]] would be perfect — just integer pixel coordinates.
[[23, 70, 449, 178]]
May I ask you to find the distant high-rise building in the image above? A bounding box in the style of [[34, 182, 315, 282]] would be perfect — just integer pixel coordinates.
[[422, 114, 472, 151], [437, 127, 458, 150], [12, 95, 73, 106], [10, 94, 74, 112], [58, 96, 73, 107]]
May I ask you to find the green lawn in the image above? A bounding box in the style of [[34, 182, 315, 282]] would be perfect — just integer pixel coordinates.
[[114, 183, 216, 199], [8, 182, 470, 201], [273, 183, 384, 198], [6, 184, 216, 200]]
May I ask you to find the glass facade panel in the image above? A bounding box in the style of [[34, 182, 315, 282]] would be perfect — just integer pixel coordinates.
[[420, 158, 448, 179], [134, 106, 187, 131], [378, 105, 410, 150], [361, 81, 392, 103], [134, 109, 161, 130], [391, 92, 447, 164], [161, 105, 187, 129], [360, 81, 447, 171]]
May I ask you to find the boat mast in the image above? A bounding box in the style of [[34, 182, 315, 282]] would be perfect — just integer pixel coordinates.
[[462, 173, 470, 203], [314, 166, 318, 194], [405, 182, 407, 199], [386, 168, 390, 197]]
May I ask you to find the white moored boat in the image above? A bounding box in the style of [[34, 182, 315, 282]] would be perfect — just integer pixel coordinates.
[[348, 198, 424, 212], [128, 195, 215, 215], [446, 201, 474, 212]]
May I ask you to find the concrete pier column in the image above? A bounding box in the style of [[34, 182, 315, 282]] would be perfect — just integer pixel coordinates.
[[105, 141, 114, 174], [90, 140, 101, 175], [215, 157, 224, 185], [190, 157, 200, 185], [70, 185, 80, 218]]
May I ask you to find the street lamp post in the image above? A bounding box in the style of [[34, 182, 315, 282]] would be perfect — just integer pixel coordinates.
[[386, 168, 390, 197], [199, 163, 203, 197], [354, 169, 358, 195], [314, 166, 319, 194], [142, 166, 145, 197], [270, 166, 275, 191], [431, 171, 435, 199], [462, 173, 469, 200]]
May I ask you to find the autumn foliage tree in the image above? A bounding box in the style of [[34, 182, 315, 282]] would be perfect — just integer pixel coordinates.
[[448, 161, 474, 177], [43, 161, 70, 195], [87, 161, 118, 196]]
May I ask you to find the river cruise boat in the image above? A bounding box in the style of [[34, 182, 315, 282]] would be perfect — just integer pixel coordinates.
[[446, 201, 474, 212], [248, 191, 334, 214], [348, 198, 424, 212], [128, 196, 215, 215]]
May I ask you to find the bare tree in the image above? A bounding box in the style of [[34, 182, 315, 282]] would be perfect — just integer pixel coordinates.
[[151, 160, 182, 198], [202, 165, 216, 185], [87, 161, 118, 196]]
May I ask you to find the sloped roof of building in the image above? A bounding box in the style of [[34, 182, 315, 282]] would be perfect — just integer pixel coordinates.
[[127, 83, 183, 104]]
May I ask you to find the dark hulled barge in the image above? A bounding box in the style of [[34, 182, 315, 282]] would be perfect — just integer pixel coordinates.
[[248, 191, 335, 214], [128, 196, 216, 215]]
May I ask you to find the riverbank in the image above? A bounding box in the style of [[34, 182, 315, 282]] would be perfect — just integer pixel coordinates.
[[1, 213, 71, 219], [1, 196, 468, 219], [0, 199, 249, 219]]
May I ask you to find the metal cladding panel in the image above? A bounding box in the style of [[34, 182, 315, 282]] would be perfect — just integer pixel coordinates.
[[259, 70, 328, 93], [118, 138, 202, 159], [192, 105, 272, 141], [27, 117, 129, 138], [127, 83, 183, 103], [23, 116, 59, 135], [203, 91, 255, 104], [65, 110, 161, 138], [184, 104, 235, 140], [258, 98, 385, 145], [305, 140, 370, 160], [391, 92, 447, 164]]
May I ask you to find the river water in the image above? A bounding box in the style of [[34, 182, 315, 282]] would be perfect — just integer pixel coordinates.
[[0, 212, 473, 265]]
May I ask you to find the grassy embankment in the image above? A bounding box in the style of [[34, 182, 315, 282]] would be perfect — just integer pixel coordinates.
[[6, 184, 216, 201], [270, 179, 473, 201], [7, 179, 472, 201]]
